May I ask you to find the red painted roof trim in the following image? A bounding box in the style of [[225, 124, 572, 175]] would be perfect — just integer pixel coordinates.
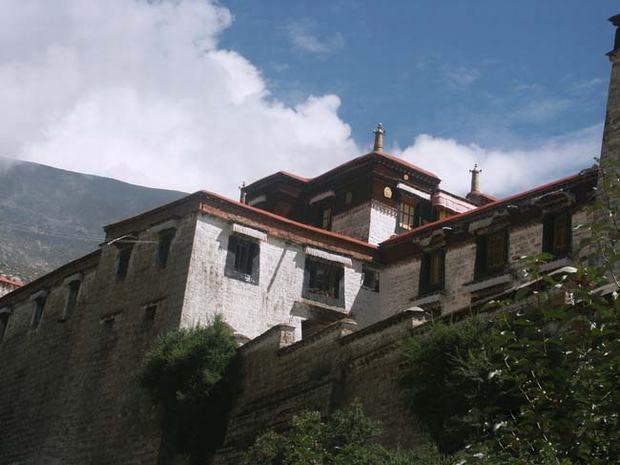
[[198, 189, 379, 250], [245, 150, 440, 191], [0, 275, 22, 287], [381, 169, 596, 247]]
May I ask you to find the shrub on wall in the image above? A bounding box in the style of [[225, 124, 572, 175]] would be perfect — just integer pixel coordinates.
[[243, 402, 455, 465], [140, 315, 239, 464]]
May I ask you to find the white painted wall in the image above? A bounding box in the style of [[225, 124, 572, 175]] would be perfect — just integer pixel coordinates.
[[369, 201, 398, 244], [181, 214, 375, 340]]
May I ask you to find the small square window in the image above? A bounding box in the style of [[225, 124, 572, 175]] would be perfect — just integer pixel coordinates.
[[225, 235, 260, 284], [419, 249, 445, 296], [543, 211, 571, 258], [158, 229, 176, 268], [144, 303, 158, 322], [303, 258, 344, 306], [362, 266, 380, 292]]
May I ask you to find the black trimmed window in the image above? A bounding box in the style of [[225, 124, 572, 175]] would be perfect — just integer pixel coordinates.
[[225, 235, 260, 284], [543, 211, 571, 258], [158, 228, 176, 267], [303, 258, 344, 305], [116, 244, 133, 279], [419, 249, 445, 296], [32, 296, 46, 329], [0, 313, 9, 342], [475, 229, 509, 279], [322, 206, 333, 230], [362, 265, 380, 292], [62, 280, 81, 320]]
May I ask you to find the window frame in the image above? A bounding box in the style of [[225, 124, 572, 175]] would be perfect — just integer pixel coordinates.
[[475, 229, 509, 280], [542, 211, 572, 258], [61, 279, 81, 321], [398, 195, 416, 231], [0, 312, 9, 343], [31, 296, 46, 329], [361, 265, 380, 292], [303, 258, 345, 307], [116, 243, 133, 280], [419, 249, 446, 296], [157, 228, 176, 268], [225, 234, 260, 285]]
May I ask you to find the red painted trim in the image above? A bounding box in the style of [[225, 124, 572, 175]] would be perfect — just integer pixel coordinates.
[[381, 170, 595, 248]]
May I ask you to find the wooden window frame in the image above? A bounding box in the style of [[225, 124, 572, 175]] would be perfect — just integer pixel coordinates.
[[419, 249, 445, 296], [475, 229, 509, 280], [398, 196, 416, 231], [543, 211, 572, 258]]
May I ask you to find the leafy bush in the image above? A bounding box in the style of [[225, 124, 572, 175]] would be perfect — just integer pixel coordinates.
[[140, 315, 239, 464], [400, 268, 620, 464], [243, 402, 454, 465], [400, 158, 620, 464]]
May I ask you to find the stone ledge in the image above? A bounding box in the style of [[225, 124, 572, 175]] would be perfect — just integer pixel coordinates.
[[409, 292, 441, 307], [463, 273, 512, 293]]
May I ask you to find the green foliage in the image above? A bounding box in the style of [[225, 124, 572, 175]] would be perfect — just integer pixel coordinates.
[[400, 269, 620, 464], [400, 160, 620, 464], [140, 315, 239, 464], [243, 402, 454, 465]]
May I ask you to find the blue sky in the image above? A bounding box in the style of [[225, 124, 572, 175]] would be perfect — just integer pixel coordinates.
[[0, 0, 617, 198], [221, 0, 615, 150]]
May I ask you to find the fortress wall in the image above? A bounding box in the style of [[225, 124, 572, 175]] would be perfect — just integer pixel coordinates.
[[214, 311, 428, 465], [0, 212, 198, 465]]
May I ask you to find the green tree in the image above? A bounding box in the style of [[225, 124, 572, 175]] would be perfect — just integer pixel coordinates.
[[140, 315, 239, 464], [400, 160, 620, 465], [243, 402, 454, 465]]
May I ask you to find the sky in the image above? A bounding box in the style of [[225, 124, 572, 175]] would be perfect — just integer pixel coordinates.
[[0, 0, 617, 198]]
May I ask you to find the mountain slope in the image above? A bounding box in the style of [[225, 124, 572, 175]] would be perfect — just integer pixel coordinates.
[[0, 158, 186, 282]]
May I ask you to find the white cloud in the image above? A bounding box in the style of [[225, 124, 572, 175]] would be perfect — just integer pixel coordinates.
[[0, 0, 601, 202], [396, 124, 601, 197], [286, 20, 345, 56], [0, 0, 357, 195]]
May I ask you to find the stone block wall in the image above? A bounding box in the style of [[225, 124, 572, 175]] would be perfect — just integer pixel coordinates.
[[0, 212, 198, 465], [379, 210, 590, 320], [213, 311, 428, 465], [331, 202, 372, 243]]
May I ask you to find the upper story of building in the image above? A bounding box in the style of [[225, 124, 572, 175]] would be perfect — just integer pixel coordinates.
[[241, 124, 492, 245], [1, 13, 618, 349]]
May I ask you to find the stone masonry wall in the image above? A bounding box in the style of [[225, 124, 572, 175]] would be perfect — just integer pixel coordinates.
[[0, 212, 198, 465], [213, 311, 428, 465], [331, 202, 372, 243], [380, 209, 590, 320]]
